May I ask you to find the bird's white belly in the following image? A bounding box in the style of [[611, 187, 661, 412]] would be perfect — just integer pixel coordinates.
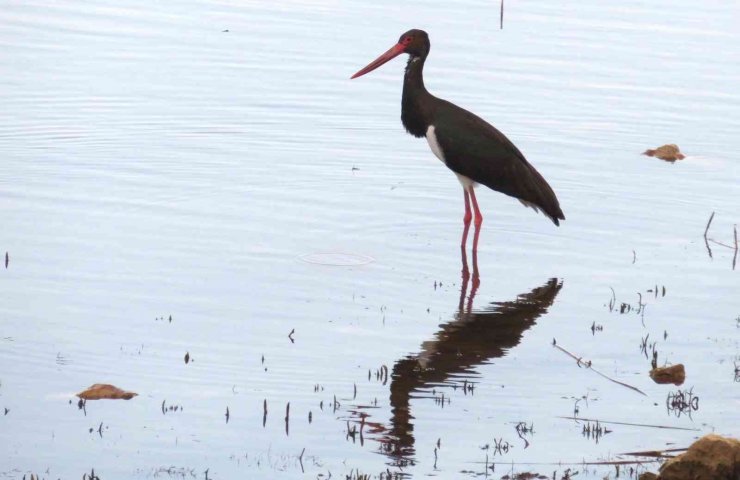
[[425, 125, 476, 189], [425, 125, 445, 163]]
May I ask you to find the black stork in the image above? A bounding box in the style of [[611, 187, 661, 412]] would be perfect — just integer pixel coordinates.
[[351, 29, 565, 248]]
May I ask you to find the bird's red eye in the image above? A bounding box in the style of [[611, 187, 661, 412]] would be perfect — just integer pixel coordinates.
[[404, 37, 412, 44]]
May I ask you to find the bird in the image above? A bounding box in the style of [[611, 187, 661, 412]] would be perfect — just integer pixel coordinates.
[[351, 29, 565, 231]]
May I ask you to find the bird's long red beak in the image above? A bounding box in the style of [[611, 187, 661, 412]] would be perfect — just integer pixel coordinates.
[[350, 43, 406, 79]]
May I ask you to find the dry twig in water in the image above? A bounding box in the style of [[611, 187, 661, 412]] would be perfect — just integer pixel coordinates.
[[552, 339, 646, 396], [620, 447, 689, 458], [558, 416, 699, 431], [734, 224, 738, 270], [298, 447, 306, 473], [704, 211, 715, 258]]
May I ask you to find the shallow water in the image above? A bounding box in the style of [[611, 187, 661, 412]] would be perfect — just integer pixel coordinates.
[[1, 0, 738, 478]]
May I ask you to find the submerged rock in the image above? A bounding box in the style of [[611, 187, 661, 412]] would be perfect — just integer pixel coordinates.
[[649, 364, 685, 385], [643, 144, 685, 162], [639, 434, 740, 480]]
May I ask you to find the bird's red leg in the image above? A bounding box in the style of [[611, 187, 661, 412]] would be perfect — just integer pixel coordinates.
[[468, 187, 483, 227], [464, 226, 481, 312], [471, 225, 481, 283], [461, 188, 472, 249], [463, 189, 472, 225], [459, 238, 470, 311], [459, 224, 480, 312], [460, 220, 471, 251], [471, 230, 482, 256]]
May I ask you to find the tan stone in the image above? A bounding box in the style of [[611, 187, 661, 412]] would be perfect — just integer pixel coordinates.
[[649, 364, 685, 385], [77, 383, 138, 400], [643, 144, 685, 162], [658, 434, 740, 480], [639, 473, 658, 480]]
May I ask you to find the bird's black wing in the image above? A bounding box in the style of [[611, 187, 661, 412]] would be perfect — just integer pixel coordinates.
[[433, 99, 565, 225]]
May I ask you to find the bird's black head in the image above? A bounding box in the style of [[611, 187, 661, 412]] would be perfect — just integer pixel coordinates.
[[397, 29, 430, 59], [351, 28, 431, 79]]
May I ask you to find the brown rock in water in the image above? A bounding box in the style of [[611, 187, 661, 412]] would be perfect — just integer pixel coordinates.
[[642, 434, 740, 480], [77, 384, 138, 400], [649, 364, 686, 385], [643, 144, 685, 162]]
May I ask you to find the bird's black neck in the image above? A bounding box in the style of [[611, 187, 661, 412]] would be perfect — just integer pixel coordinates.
[[401, 55, 431, 138]]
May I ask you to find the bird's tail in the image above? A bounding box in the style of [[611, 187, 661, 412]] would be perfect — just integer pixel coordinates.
[[519, 165, 565, 226]]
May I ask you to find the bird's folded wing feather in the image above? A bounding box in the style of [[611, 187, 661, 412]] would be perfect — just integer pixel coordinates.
[[433, 100, 564, 222]]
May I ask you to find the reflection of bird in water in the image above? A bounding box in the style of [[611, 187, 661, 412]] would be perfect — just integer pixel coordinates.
[[376, 245, 563, 464]]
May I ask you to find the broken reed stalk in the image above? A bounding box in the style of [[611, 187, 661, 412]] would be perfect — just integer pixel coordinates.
[[704, 211, 716, 258], [581, 460, 658, 466], [608, 286, 616, 311], [471, 459, 659, 467], [704, 211, 715, 239], [708, 238, 736, 249], [558, 416, 700, 431], [552, 340, 646, 396], [734, 225, 738, 270], [285, 402, 290, 436], [620, 447, 689, 458]]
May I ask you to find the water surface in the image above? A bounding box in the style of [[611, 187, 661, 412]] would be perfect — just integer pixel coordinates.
[[1, 0, 739, 478]]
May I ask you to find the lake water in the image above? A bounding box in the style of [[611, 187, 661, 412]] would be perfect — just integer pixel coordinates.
[[1, 1, 738, 478]]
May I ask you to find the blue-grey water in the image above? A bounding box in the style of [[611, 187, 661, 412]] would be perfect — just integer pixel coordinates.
[[1, 1, 738, 478]]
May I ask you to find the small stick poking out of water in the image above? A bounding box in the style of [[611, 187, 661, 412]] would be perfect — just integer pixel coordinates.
[[733, 224, 738, 270], [704, 211, 715, 239], [285, 402, 290, 436], [704, 211, 715, 258], [333, 395, 340, 413], [500, 0, 504, 29], [4, 252, 7, 269]]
